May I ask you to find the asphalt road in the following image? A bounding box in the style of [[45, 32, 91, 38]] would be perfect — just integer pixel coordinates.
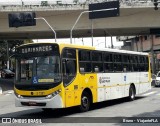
[[0, 86, 160, 126]]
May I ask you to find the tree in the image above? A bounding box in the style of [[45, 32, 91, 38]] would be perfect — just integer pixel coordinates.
[[0, 39, 33, 69]]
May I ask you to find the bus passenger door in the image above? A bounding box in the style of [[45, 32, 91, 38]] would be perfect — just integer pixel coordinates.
[[62, 49, 77, 108]]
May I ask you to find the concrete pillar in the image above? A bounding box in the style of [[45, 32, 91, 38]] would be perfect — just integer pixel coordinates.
[[135, 38, 138, 52], [140, 36, 143, 52], [131, 38, 134, 51], [150, 35, 156, 74]]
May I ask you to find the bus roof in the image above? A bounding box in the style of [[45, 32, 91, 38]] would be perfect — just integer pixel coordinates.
[[95, 47, 148, 55], [58, 42, 148, 56]]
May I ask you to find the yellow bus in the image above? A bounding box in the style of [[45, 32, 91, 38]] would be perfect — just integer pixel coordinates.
[[14, 42, 151, 112]]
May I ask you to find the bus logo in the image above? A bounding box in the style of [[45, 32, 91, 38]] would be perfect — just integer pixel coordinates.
[[99, 77, 110, 84], [32, 77, 38, 84]]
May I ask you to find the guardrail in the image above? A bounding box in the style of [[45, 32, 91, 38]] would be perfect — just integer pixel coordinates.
[[0, 5, 88, 11], [0, 0, 156, 12]]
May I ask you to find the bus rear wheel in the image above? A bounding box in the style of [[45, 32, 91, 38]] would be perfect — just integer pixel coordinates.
[[129, 85, 135, 101], [79, 91, 91, 112]]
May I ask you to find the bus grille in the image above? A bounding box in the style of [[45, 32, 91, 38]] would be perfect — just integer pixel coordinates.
[[21, 102, 46, 106]]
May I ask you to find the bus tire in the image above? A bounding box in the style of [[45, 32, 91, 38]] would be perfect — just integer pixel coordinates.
[[129, 85, 135, 101], [1, 73, 5, 79], [79, 91, 91, 112]]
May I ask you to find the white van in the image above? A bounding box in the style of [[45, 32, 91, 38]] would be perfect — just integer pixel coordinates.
[[155, 71, 160, 87]]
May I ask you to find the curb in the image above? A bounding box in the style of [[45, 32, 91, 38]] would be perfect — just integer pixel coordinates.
[[0, 86, 2, 95], [3, 90, 14, 95]]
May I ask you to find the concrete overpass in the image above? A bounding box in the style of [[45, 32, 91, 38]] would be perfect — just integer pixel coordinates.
[[0, 2, 160, 39]]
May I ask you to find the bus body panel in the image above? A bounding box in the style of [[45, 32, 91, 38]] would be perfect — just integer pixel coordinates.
[[15, 94, 63, 108], [14, 43, 151, 110], [14, 83, 62, 96], [79, 73, 98, 103], [64, 75, 82, 107], [15, 83, 65, 108]]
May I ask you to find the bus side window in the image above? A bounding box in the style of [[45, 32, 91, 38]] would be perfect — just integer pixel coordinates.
[[104, 52, 113, 72], [91, 51, 103, 73], [113, 53, 122, 72], [79, 50, 91, 73]]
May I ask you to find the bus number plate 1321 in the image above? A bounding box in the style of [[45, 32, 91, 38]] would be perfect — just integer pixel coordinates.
[[31, 92, 45, 96]]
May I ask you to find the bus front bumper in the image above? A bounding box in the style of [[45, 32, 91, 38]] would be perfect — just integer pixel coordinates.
[[15, 94, 64, 108]]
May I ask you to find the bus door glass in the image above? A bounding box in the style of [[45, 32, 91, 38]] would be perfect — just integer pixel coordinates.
[[20, 59, 33, 82]]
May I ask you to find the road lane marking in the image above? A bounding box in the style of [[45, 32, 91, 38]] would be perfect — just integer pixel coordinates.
[[156, 93, 160, 96], [142, 91, 157, 96]]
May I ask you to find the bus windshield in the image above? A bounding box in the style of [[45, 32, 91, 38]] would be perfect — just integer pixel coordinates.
[[16, 55, 61, 84]]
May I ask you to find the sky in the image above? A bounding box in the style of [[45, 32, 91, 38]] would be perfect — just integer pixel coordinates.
[[33, 37, 123, 48]]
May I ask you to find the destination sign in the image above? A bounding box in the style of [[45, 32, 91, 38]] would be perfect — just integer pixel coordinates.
[[21, 45, 52, 54], [15, 44, 59, 55]]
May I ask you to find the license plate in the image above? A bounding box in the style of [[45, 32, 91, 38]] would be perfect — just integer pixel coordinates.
[[28, 102, 37, 106]]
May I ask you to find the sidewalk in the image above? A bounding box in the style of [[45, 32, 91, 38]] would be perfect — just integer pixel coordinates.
[[0, 86, 2, 95]]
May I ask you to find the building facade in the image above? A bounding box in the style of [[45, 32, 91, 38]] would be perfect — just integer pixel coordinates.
[[120, 35, 160, 74]]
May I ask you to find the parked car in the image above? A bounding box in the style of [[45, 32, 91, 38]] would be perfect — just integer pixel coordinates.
[[0, 69, 15, 78], [155, 71, 160, 87]]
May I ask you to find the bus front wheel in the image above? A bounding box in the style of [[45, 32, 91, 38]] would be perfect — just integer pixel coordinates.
[[79, 91, 91, 112], [129, 85, 135, 101]]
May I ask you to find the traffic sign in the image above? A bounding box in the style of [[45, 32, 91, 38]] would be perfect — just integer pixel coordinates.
[[89, 1, 120, 19], [8, 12, 36, 28]]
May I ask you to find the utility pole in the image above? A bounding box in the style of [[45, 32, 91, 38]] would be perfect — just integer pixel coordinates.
[[111, 36, 113, 49], [20, 0, 24, 6], [104, 31, 107, 48], [91, 20, 94, 46], [140, 36, 143, 52]]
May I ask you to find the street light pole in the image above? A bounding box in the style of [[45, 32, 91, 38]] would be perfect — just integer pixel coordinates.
[[34, 17, 57, 42], [6, 40, 9, 69], [95, 41, 105, 47], [111, 36, 113, 49], [104, 30, 113, 48], [20, 0, 24, 6], [70, 8, 118, 44]]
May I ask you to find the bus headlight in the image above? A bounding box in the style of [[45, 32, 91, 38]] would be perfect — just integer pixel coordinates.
[[46, 90, 61, 99], [15, 92, 23, 99]]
